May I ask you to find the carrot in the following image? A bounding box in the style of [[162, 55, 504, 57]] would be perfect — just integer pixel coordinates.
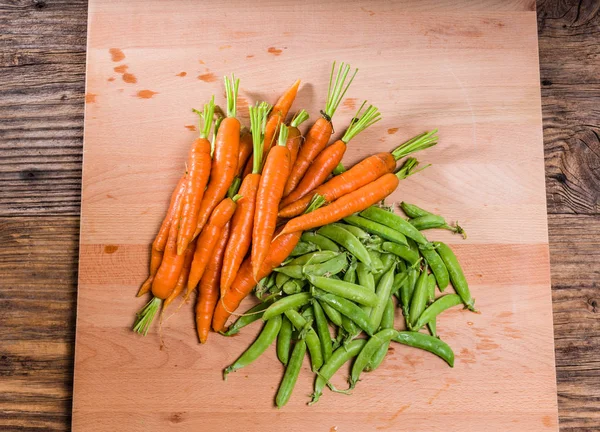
[[236, 128, 253, 177], [251, 124, 291, 278], [193, 75, 241, 238], [278, 130, 438, 218], [279, 103, 380, 208], [280, 172, 410, 235], [175, 100, 215, 255], [212, 230, 303, 332], [196, 221, 231, 343], [286, 110, 309, 170], [163, 240, 196, 309], [137, 175, 187, 297], [282, 62, 357, 197], [187, 195, 241, 294], [220, 103, 269, 295]]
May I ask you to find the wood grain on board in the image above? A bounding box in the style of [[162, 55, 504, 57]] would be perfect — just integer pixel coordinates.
[[72, 0, 557, 431], [2, 0, 599, 431]]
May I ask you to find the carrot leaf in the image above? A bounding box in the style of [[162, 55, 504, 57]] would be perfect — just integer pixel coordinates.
[[224, 74, 240, 118], [133, 296, 162, 336], [324, 61, 358, 120], [305, 194, 327, 214], [278, 123, 289, 147], [291, 109, 309, 128], [342, 102, 381, 143], [249, 102, 270, 173], [395, 157, 432, 180], [192, 95, 215, 140], [332, 162, 346, 175], [391, 129, 438, 161], [227, 176, 242, 198]]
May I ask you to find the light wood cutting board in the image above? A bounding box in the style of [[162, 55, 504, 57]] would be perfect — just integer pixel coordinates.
[[73, 0, 558, 430]]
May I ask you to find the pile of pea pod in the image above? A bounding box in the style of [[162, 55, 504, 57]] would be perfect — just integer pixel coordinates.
[[222, 202, 475, 407]]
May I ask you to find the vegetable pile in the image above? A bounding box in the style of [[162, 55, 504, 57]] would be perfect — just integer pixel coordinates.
[[133, 62, 476, 407]]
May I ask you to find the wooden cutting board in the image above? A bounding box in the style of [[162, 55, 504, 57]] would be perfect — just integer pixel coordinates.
[[73, 0, 558, 430]]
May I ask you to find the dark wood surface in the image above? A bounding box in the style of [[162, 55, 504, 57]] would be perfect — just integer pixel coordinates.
[[0, 0, 598, 430]]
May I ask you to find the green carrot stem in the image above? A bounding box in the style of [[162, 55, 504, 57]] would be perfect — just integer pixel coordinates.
[[305, 194, 327, 214], [391, 129, 438, 161], [224, 74, 240, 118], [133, 297, 162, 336], [324, 61, 358, 120], [249, 102, 270, 174], [342, 102, 381, 143], [192, 95, 215, 140], [291, 109, 309, 128], [278, 124, 289, 147]]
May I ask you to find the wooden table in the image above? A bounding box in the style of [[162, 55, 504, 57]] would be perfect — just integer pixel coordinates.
[[0, 0, 597, 430]]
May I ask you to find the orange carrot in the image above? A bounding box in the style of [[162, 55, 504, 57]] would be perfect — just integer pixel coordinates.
[[176, 100, 215, 255], [278, 130, 438, 218], [187, 195, 241, 294], [220, 103, 269, 295], [212, 230, 302, 332], [193, 75, 241, 238], [236, 128, 253, 177], [196, 221, 230, 343], [251, 124, 291, 278], [283, 62, 357, 197], [163, 240, 196, 309], [281, 173, 406, 235], [137, 175, 187, 297], [286, 110, 309, 170], [280, 103, 380, 208]]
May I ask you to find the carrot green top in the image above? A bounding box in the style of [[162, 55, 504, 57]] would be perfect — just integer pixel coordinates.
[[290, 109, 309, 128], [391, 129, 438, 161], [249, 102, 271, 174], [323, 61, 358, 121], [192, 96, 215, 140], [341, 102, 381, 143], [224, 74, 240, 118], [277, 124, 289, 147]]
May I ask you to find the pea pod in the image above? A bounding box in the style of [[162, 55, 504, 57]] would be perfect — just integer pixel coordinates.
[[224, 315, 282, 378], [313, 290, 374, 336], [310, 339, 367, 405], [341, 314, 359, 337], [308, 275, 379, 307], [399, 268, 418, 318], [343, 257, 358, 283], [366, 297, 395, 372], [288, 250, 339, 266], [400, 201, 431, 218], [382, 241, 420, 265], [408, 268, 429, 328], [369, 263, 396, 330], [221, 300, 273, 336], [350, 328, 398, 388], [301, 232, 340, 252], [335, 223, 370, 242], [409, 214, 446, 230], [360, 206, 428, 245], [276, 272, 291, 289], [428, 317, 437, 338], [290, 241, 317, 256], [276, 339, 306, 407], [392, 331, 454, 367], [419, 245, 450, 291], [284, 309, 323, 371], [433, 242, 475, 311], [317, 224, 372, 267], [277, 315, 293, 365], [282, 278, 305, 295], [319, 299, 343, 327], [414, 294, 463, 331], [312, 300, 333, 362], [301, 304, 314, 321], [263, 293, 312, 321], [392, 271, 408, 296], [368, 250, 384, 271], [356, 262, 376, 316], [374, 252, 396, 285], [274, 253, 348, 279], [401, 202, 466, 237], [344, 215, 408, 246], [427, 273, 436, 303]]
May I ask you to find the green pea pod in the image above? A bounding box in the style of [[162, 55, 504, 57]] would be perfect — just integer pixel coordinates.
[[276, 272, 291, 288], [381, 242, 420, 265], [397, 260, 407, 273], [290, 241, 318, 256], [341, 314, 359, 337], [428, 317, 437, 338], [414, 294, 463, 331], [366, 297, 395, 372], [406, 237, 419, 255], [433, 242, 475, 311], [224, 315, 282, 378], [310, 339, 367, 405], [262, 273, 276, 289], [301, 232, 340, 252], [350, 328, 398, 388], [399, 268, 418, 318], [263, 293, 312, 321], [301, 304, 314, 321], [427, 273, 436, 303], [288, 250, 339, 266], [409, 214, 445, 230], [335, 223, 370, 242], [392, 271, 408, 296], [343, 257, 358, 283], [356, 262, 376, 316], [282, 278, 305, 295], [221, 300, 273, 336], [400, 201, 432, 218], [369, 263, 396, 330], [392, 331, 454, 367], [308, 275, 379, 307], [344, 215, 408, 246], [419, 245, 450, 291], [274, 253, 348, 279], [284, 309, 323, 371], [317, 224, 372, 267], [313, 290, 374, 336], [319, 299, 343, 327], [277, 315, 293, 365], [312, 300, 333, 362], [360, 206, 428, 245], [408, 268, 429, 328], [368, 250, 384, 271], [276, 339, 306, 407], [374, 252, 395, 285]]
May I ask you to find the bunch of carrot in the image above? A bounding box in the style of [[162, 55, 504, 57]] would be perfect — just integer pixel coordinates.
[[133, 62, 438, 344]]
